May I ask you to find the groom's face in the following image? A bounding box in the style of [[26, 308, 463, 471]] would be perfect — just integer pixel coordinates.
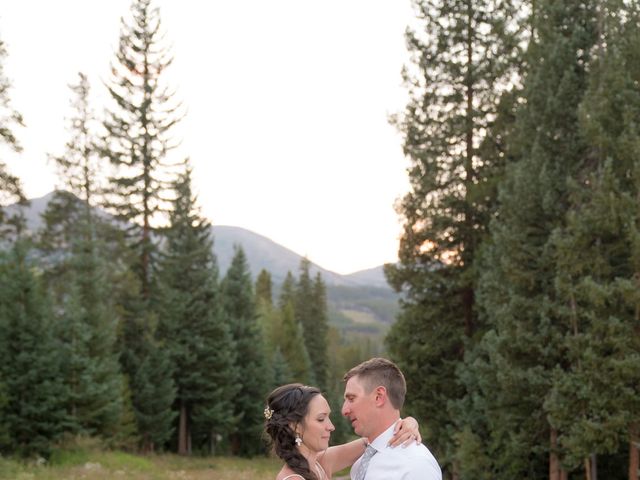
[[341, 375, 377, 438]]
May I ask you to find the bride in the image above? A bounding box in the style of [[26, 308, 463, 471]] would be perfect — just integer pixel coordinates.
[[264, 383, 421, 480]]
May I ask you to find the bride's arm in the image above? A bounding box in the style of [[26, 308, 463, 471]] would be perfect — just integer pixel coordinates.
[[318, 438, 367, 478], [319, 417, 421, 475]]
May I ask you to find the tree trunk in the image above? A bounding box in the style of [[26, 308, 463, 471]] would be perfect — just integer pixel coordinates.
[[549, 428, 568, 480], [591, 453, 597, 480], [585, 457, 592, 480], [462, 0, 476, 343], [230, 433, 240, 456], [178, 401, 188, 455], [142, 434, 153, 454], [451, 461, 460, 480], [630, 425, 639, 480]]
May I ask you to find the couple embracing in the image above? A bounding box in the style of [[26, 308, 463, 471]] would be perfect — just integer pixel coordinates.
[[263, 357, 442, 480]]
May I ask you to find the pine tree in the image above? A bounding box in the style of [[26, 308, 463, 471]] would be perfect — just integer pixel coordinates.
[[0, 243, 67, 457], [41, 72, 123, 439], [0, 35, 24, 213], [221, 246, 269, 456], [270, 348, 293, 387], [131, 341, 176, 453], [99, 0, 182, 299], [107, 378, 139, 451], [385, 0, 524, 470], [255, 269, 289, 390], [52, 280, 115, 437], [255, 269, 273, 306], [0, 377, 9, 449], [549, 164, 640, 477], [255, 269, 275, 348], [309, 272, 329, 390], [325, 327, 351, 444], [98, 0, 184, 446], [155, 165, 237, 454], [278, 271, 296, 310], [49, 72, 102, 203], [546, 6, 640, 477], [295, 258, 328, 388], [475, 0, 600, 477], [279, 301, 313, 385]]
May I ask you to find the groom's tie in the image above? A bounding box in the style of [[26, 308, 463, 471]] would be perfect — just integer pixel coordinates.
[[354, 444, 377, 480]]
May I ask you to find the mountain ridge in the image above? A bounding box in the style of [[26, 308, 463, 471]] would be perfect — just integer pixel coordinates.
[[5, 192, 399, 331], [5, 191, 391, 288]]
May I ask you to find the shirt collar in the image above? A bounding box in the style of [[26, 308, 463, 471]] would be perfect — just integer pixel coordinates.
[[369, 422, 398, 452]]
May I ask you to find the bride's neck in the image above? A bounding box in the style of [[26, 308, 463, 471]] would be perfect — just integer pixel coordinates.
[[297, 444, 320, 467]]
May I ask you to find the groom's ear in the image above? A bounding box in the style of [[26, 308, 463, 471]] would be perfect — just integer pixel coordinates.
[[373, 386, 387, 407]]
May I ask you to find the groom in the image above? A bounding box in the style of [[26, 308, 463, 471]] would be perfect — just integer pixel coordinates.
[[341, 358, 442, 480]]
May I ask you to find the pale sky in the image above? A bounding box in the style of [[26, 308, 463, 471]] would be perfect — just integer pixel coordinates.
[[1, 0, 413, 275]]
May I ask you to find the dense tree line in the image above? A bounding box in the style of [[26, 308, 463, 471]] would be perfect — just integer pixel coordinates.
[[4, 0, 636, 475], [388, 0, 640, 479], [0, 0, 361, 459]]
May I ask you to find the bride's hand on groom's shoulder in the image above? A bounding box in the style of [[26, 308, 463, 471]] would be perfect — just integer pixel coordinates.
[[388, 417, 422, 448]]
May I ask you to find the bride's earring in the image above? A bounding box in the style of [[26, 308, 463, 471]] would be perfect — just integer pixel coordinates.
[[295, 434, 302, 446]]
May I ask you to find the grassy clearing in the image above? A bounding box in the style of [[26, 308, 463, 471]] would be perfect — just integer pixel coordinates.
[[0, 449, 281, 480]]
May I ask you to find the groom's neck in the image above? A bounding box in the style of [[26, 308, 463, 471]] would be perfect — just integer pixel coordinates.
[[368, 411, 401, 443]]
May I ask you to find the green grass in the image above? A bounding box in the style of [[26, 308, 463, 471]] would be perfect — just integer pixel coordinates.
[[0, 448, 282, 480]]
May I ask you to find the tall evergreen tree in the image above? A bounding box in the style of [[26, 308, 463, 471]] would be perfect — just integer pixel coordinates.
[[546, 7, 640, 477], [53, 269, 123, 437], [255, 269, 276, 348], [475, 1, 599, 477], [324, 327, 351, 446], [385, 0, 523, 471], [255, 269, 273, 306], [99, 0, 182, 299], [549, 163, 640, 478], [108, 377, 139, 451], [294, 258, 328, 388], [98, 0, 184, 444], [0, 243, 67, 457], [279, 301, 313, 384], [0, 377, 9, 449], [0, 35, 24, 211], [278, 271, 296, 310], [221, 246, 269, 456], [0, 35, 25, 242], [155, 165, 237, 454], [41, 72, 123, 438], [49, 72, 102, 204], [270, 348, 293, 388], [255, 269, 290, 390], [131, 340, 176, 453], [309, 271, 329, 390], [274, 270, 313, 385]]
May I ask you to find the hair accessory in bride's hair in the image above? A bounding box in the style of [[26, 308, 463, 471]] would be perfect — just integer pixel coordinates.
[[264, 406, 274, 420]]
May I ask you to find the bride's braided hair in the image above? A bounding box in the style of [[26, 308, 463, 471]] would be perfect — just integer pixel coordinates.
[[264, 383, 321, 480]]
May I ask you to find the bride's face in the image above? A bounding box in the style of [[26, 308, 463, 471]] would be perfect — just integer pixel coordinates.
[[298, 394, 335, 452]]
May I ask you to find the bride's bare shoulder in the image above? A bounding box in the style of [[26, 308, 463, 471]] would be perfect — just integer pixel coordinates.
[[276, 465, 304, 480]]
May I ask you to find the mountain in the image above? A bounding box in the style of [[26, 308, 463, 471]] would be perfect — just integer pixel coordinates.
[[343, 265, 389, 288], [214, 225, 357, 287], [5, 192, 399, 331]]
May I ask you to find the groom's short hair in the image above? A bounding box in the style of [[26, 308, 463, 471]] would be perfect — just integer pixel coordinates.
[[344, 357, 406, 410]]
